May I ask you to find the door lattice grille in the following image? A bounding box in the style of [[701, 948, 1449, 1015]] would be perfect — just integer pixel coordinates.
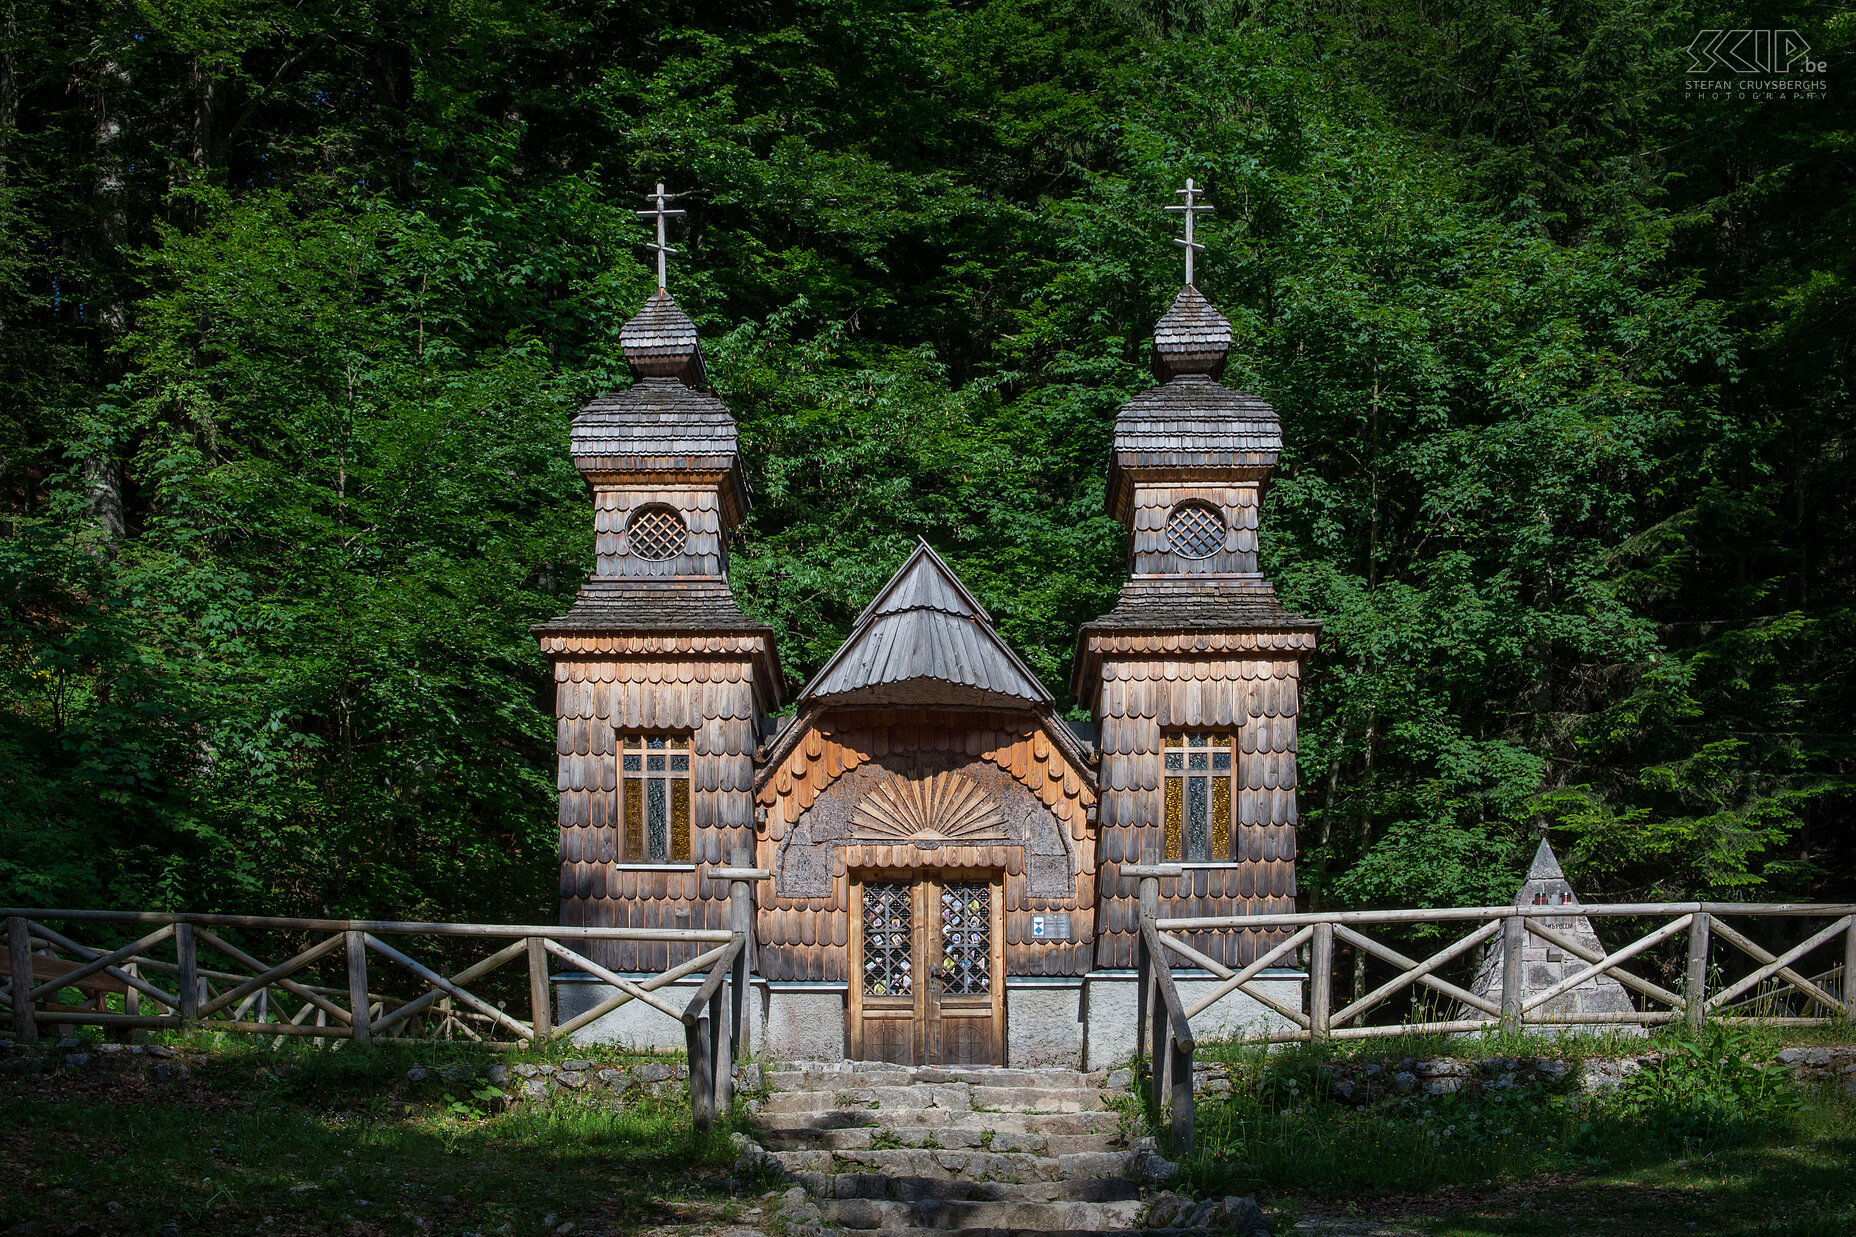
[[862, 883, 914, 997], [940, 883, 992, 995]]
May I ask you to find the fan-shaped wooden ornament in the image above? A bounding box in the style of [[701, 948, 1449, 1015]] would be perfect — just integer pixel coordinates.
[[851, 772, 1009, 844]]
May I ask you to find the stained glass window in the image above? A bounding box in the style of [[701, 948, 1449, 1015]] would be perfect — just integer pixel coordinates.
[[863, 884, 914, 997], [940, 883, 992, 995], [1163, 732, 1235, 861], [620, 735, 691, 862]]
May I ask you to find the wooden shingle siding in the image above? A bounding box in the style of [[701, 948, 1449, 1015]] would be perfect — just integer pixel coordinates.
[[1129, 484, 1261, 576], [592, 488, 727, 579], [1089, 643, 1305, 969], [551, 646, 766, 972]]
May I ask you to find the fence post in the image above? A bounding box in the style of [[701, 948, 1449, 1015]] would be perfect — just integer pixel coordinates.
[[1843, 916, 1856, 1021], [6, 917, 37, 1045], [1169, 1033, 1194, 1157], [688, 1010, 713, 1135], [345, 931, 371, 1045], [1138, 854, 1164, 1111], [526, 936, 552, 1041], [729, 846, 754, 1059], [1499, 911, 1525, 1035], [1686, 912, 1711, 1031], [176, 922, 200, 1022], [1309, 920, 1334, 1042], [711, 979, 731, 1116]]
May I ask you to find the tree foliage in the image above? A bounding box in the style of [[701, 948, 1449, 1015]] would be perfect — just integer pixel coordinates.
[[2, 0, 1850, 918]]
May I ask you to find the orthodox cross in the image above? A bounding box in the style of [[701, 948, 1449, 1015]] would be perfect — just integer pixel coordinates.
[[636, 182, 688, 291], [1165, 178, 1214, 286]]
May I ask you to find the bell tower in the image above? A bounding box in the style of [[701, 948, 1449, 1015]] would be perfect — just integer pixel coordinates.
[[535, 185, 781, 979], [1074, 179, 1320, 971]]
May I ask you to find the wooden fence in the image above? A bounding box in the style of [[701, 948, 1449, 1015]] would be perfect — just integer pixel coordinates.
[[0, 864, 767, 1135], [1126, 861, 1856, 1157]]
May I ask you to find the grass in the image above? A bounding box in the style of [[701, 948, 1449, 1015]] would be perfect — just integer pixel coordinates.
[[0, 1032, 759, 1237], [1158, 1022, 1856, 1236]]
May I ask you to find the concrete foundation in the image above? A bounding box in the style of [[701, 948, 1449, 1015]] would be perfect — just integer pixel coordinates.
[[560, 967, 1305, 1068], [1080, 968, 1305, 1071], [761, 982, 849, 1060], [1006, 978, 1086, 1067]]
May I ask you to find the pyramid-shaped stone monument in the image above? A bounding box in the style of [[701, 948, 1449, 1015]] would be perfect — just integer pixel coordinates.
[[1467, 838, 1638, 1031]]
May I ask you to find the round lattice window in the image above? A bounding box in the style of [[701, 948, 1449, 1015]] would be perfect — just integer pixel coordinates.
[[626, 505, 688, 560], [1166, 502, 1227, 559]]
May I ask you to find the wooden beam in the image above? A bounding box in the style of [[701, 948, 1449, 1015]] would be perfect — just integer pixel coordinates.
[[1524, 918, 1686, 1010], [1331, 921, 1501, 1025], [1167, 925, 1312, 1025], [369, 940, 529, 1037], [1521, 915, 1691, 1015], [527, 937, 553, 1041], [542, 939, 696, 1023], [7, 917, 36, 1044], [176, 924, 200, 1021], [23, 926, 173, 1002], [362, 934, 532, 1040], [1707, 916, 1850, 1013], [193, 931, 346, 1019], [550, 944, 727, 1038], [346, 932, 371, 1044]]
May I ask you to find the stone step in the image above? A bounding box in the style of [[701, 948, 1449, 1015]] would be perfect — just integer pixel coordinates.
[[768, 1065, 1106, 1091], [802, 1229, 1225, 1237], [807, 1174, 1141, 1204], [819, 1195, 1145, 1231], [761, 1084, 1107, 1116], [756, 1108, 1123, 1137], [769, 1147, 1134, 1182], [759, 1125, 1123, 1155]]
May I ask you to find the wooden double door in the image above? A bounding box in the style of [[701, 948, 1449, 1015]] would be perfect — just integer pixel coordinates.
[[849, 872, 1005, 1066]]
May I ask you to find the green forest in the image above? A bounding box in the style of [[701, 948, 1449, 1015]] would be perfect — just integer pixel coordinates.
[[1, 0, 1851, 925]]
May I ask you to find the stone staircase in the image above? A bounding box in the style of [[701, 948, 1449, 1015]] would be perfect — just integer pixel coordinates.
[[743, 1061, 1176, 1235]]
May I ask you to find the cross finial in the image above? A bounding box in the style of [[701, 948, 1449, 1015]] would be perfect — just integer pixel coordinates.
[[1164, 178, 1214, 287], [636, 182, 688, 292]]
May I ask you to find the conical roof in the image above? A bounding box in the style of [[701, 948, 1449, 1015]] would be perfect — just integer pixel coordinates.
[[800, 540, 1053, 708]]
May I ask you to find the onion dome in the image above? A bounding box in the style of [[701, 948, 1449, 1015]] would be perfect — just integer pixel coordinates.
[[619, 288, 707, 387], [1151, 285, 1232, 381]]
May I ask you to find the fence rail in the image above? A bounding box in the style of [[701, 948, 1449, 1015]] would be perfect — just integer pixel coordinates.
[[1128, 859, 1856, 1157], [0, 859, 770, 1137]]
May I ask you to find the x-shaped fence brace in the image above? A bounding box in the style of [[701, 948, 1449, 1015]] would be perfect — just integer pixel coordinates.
[[1145, 903, 1855, 1044], [3, 864, 768, 1136], [1123, 865, 1856, 1160]]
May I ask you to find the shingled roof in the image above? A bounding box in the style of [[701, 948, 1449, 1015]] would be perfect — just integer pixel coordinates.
[[1112, 376, 1282, 465], [620, 288, 706, 385], [571, 380, 740, 471], [532, 581, 771, 635], [1082, 580, 1315, 632], [1151, 285, 1233, 381], [1108, 286, 1282, 517], [799, 540, 1054, 709]]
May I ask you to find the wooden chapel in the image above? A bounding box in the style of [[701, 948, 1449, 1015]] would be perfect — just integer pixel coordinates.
[[537, 182, 1318, 1067]]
